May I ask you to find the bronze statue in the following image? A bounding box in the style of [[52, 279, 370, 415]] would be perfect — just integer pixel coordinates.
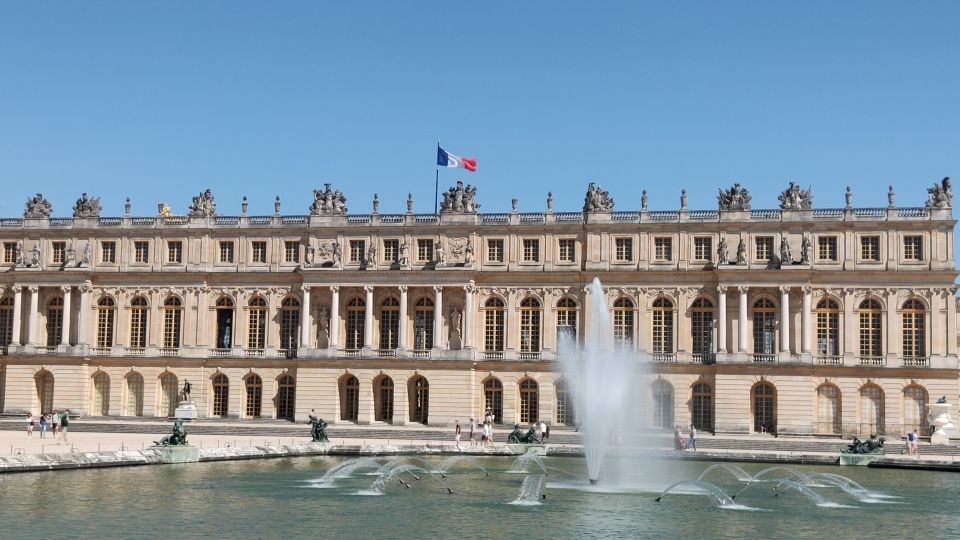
[[841, 433, 885, 455], [181, 380, 192, 402], [155, 418, 188, 446], [507, 424, 542, 444], [309, 413, 329, 443]]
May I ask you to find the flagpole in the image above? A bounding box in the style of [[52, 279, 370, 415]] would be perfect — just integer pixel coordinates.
[[434, 168, 439, 214]]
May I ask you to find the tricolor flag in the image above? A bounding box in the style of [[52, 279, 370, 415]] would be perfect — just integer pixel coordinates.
[[437, 145, 477, 172]]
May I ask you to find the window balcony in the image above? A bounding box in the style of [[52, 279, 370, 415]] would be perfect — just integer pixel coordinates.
[[211, 348, 232, 358], [518, 352, 541, 361], [411, 349, 431, 359], [752, 353, 777, 363], [126, 347, 145, 357], [90, 346, 112, 356], [160, 347, 181, 357], [0, 345, 8, 356], [691, 353, 715, 365], [245, 348, 265, 358], [815, 355, 843, 366], [482, 351, 504, 360], [341, 349, 361, 358], [277, 348, 297, 359], [377, 348, 397, 358], [902, 357, 929, 367], [38, 346, 59, 355], [651, 353, 676, 363], [858, 356, 886, 366]]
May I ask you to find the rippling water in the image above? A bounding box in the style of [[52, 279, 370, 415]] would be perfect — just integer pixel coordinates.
[[0, 456, 955, 539]]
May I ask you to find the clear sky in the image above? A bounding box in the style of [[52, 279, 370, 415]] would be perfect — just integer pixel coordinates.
[[1, 2, 958, 217]]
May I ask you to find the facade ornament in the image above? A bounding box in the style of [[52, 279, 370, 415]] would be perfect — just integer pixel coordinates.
[[777, 181, 812, 210], [187, 189, 217, 217], [546, 192, 553, 211], [14, 241, 24, 267], [680, 189, 687, 210], [24, 193, 53, 219], [717, 182, 752, 211], [780, 237, 793, 265], [434, 240, 446, 265], [925, 177, 952, 208], [274, 196, 282, 215], [464, 238, 475, 265], [717, 237, 728, 264], [72, 193, 101, 218], [800, 235, 812, 264], [309, 183, 348, 216], [158, 202, 172, 217], [511, 198, 518, 212], [440, 180, 480, 214], [845, 186, 853, 209], [583, 182, 615, 213], [29, 244, 41, 267], [398, 242, 410, 266], [365, 244, 377, 269], [717, 285, 729, 294], [64, 242, 76, 266], [124, 197, 131, 216], [305, 243, 316, 266], [372, 193, 380, 213], [735, 238, 747, 264], [317, 240, 342, 267], [887, 185, 895, 208], [241, 196, 249, 215], [641, 190, 648, 211], [407, 193, 414, 213]]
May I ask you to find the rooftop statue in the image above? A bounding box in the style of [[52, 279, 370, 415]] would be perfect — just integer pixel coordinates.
[[154, 418, 188, 446], [440, 180, 480, 214], [717, 182, 752, 211], [926, 177, 952, 209], [187, 189, 217, 217], [841, 434, 885, 455], [310, 183, 348, 215], [778, 181, 812, 210], [24, 193, 53, 219], [72, 192, 102, 218], [583, 182, 615, 213]]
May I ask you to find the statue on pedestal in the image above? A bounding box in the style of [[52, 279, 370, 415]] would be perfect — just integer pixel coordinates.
[[440, 181, 480, 214], [583, 182, 615, 213], [181, 380, 192, 402], [187, 189, 217, 217], [735, 239, 747, 265], [779, 237, 793, 265], [507, 424, 542, 444], [717, 238, 729, 265], [800, 236, 812, 264], [24, 193, 53, 219], [309, 183, 348, 215], [72, 193, 102, 218], [925, 177, 952, 209], [309, 411, 329, 443], [717, 183, 752, 211], [154, 418, 188, 446], [841, 434, 885, 455]]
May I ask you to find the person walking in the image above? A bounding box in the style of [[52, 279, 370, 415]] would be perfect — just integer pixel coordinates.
[[907, 430, 918, 455], [539, 420, 547, 441], [454, 420, 462, 450], [59, 409, 70, 443], [50, 409, 59, 439], [688, 423, 697, 451], [38, 414, 47, 439], [468, 418, 476, 446], [25, 413, 34, 437], [483, 421, 492, 447]]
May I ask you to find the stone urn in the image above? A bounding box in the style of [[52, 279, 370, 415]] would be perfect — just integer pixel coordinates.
[[927, 401, 955, 445]]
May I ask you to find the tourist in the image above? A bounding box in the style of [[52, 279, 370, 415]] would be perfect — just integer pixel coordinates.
[[539, 420, 547, 441], [50, 409, 59, 439], [60, 409, 70, 442], [468, 418, 476, 445], [38, 414, 47, 438], [455, 420, 462, 450], [907, 430, 918, 455], [674, 425, 686, 450], [688, 424, 697, 451], [25, 413, 34, 437], [483, 421, 492, 447]]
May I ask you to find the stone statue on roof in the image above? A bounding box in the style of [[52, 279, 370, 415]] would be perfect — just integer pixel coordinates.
[[187, 189, 217, 217], [310, 183, 348, 215], [778, 182, 812, 210], [440, 181, 480, 213], [72, 193, 102, 218], [718, 183, 752, 211], [583, 182, 615, 213], [926, 177, 952, 208], [24, 193, 53, 219]]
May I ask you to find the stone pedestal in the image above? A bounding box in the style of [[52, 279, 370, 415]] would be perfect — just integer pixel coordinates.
[[174, 401, 198, 419], [838, 454, 882, 466], [151, 445, 201, 464], [927, 402, 954, 445]]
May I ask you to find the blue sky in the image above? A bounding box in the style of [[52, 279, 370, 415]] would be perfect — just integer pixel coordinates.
[[1, 2, 958, 216]]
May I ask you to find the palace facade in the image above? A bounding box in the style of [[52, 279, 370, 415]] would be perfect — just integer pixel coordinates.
[[0, 179, 957, 436]]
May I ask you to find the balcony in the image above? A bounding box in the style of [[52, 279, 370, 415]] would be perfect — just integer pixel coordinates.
[[127, 347, 145, 357], [245, 348, 265, 358], [482, 351, 504, 360], [518, 352, 541, 361], [691, 353, 715, 365], [377, 349, 397, 358], [0, 345, 8, 356], [278, 348, 297, 359], [858, 356, 886, 366], [752, 353, 777, 363], [411, 349, 431, 359], [815, 356, 843, 366], [211, 348, 232, 358], [90, 346, 113, 356], [160, 347, 181, 357], [341, 349, 361, 358], [38, 346, 59, 355], [651, 353, 676, 363], [902, 357, 929, 367]]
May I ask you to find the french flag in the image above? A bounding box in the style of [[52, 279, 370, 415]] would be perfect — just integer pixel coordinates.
[[437, 145, 477, 172]]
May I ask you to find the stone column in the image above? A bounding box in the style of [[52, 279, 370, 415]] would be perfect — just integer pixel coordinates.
[[398, 285, 408, 350], [737, 286, 748, 352], [27, 285, 39, 346], [364, 285, 374, 348], [464, 284, 475, 349], [300, 286, 311, 347], [717, 286, 727, 353], [78, 285, 92, 346], [779, 286, 790, 353], [60, 286, 72, 346], [329, 286, 340, 348], [801, 286, 812, 354], [11, 286, 22, 346], [433, 286, 443, 349]]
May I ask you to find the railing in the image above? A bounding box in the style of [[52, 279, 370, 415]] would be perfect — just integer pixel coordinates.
[[159, 348, 181, 357], [902, 356, 929, 367], [211, 348, 232, 357], [854, 208, 886, 218], [553, 212, 583, 223], [378, 348, 397, 357], [898, 207, 928, 218], [131, 217, 155, 226], [98, 217, 122, 226], [50, 218, 73, 226], [815, 355, 843, 366], [281, 215, 308, 225], [752, 353, 777, 363], [1, 218, 24, 227], [812, 208, 843, 219], [692, 353, 715, 364], [412, 349, 431, 359], [413, 214, 439, 223], [214, 216, 240, 225], [90, 346, 112, 356], [0, 345, 7, 356], [858, 356, 885, 366], [164, 216, 189, 225], [379, 214, 404, 224], [341, 349, 361, 358], [278, 348, 297, 359], [750, 209, 781, 220], [346, 215, 371, 224], [651, 353, 676, 363], [245, 348, 265, 358], [647, 211, 678, 221], [688, 210, 718, 220], [481, 213, 509, 223], [611, 211, 639, 222], [518, 352, 541, 360], [518, 213, 545, 223], [37, 346, 58, 355], [482, 351, 504, 360], [249, 216, 273, 225], [126, 347, 145, 357]]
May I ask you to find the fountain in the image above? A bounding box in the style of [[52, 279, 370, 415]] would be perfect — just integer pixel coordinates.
[[510, 474, 546, 505], [507, 450, 548, 475]]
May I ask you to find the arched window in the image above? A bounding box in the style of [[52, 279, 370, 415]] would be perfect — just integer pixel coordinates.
[[96, 297, 116, 348], [816, 384, 841, 434], [379, 297, 400, 350], [859, 384, 884, 435], [690, 298, 713, 355], [409, 376, 429, 424], [375, 376, 394, 422], [555, 379, 575, 426], [0, 297, 13, 347], [35, 371, 54, 414], [215, 296, 235, 349], [752, 382, 776, 433], [519, 297, 542, 353], [245, 374, 263, 418], [159, 373, 178, 417], [47, 297, 64, 346], [126, 372, 144, 417], [858, 299, 883, 361], [652, 298, 674, 354], [903, 385, 928, 434], [652, 380, 673, 430], [163, 297, 182, 349], [902, 299, 926, 360], [345, 298, 365, 350], [691, 383, 713, 431], [556, 298, 577, 346], [816, 299, 840, 357], [247, 297, 267, 350], [612, 298, 634, 348], [340, 375, 359, 422], [92, 372, 110, 416], [519, 379, 539, 424], [277, 375, 296, 420], [752, 299, 776, 355], [483, 298, 505, 352], [483, 377, 503, 423], [212, 374, 229, 417], [279, 297, 300, 351], [129, 297, 148, 349], [414, 297, 434, 350]]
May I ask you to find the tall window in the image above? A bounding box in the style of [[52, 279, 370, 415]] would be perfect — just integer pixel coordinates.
[[375, 376, 394, 422], [251, 241, 267, 263], [691, 383, 713, 431], [903, 385, 928, 433], [245, 375, 263, 418], [277, 375, 296, 420], [519, 297, 541, 353], [487, 239, 504, 262], [555, 379, 574, 426], [817, 384, 841, 434], [903, 235, 923, 261], [96, 297, 115, 348], [166, 241, 182, 264], [414, 297, 434, 350], [651, 298, 674, 353], [522, 239, 540, 262], [690, 298, 713, 354], [46, 297, 64, 346], [279, 297, 300, 351], [651, 380, 673, 429], [345, 298, 365, 350], [817, 236, 838, 261], [693, 237, 712, 262], [163, 297, 182, 349], [417, 239, 433, 262], [902, 299, 926, 358], [3, 242, 15, 264], [284, 241, 300, 263], [129, 297, 148, 349], [219, 241, 235, 264], [379, 297, 400, 350], [92, 372, 110, 416], [410, 376, 429, 424], [160, 373, 178, 417], [612, 298, 634, 348], [247, 297, 267, 350], [126, 373, 144, 417], [483, 298, 505, 352], [349, 240, 365, 263], [558, 239, 576, 262], [755, 237, 773, 261], [101, 241, 116, 263], [51, 242, 65, 264], [383, 239, 399, 262], [816, 299, 840, 357], [858, 299, 883, 359], [0, 297, 13, 346], [752, 299, 776, 354], [212, 374, 229, 417], [36, 371, 54, 414], [215, 297, 235, 349], [615, 238, 633, 262], [654, 238, 672, 261], [860, 236, 880, 261], [484, 377, 503, 423], [859, 384, 884, 434], [752, 382, 776, 433], [134, 241, 149, 263], [519, 379, 539, 424], [556, 298, 577, 345]]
